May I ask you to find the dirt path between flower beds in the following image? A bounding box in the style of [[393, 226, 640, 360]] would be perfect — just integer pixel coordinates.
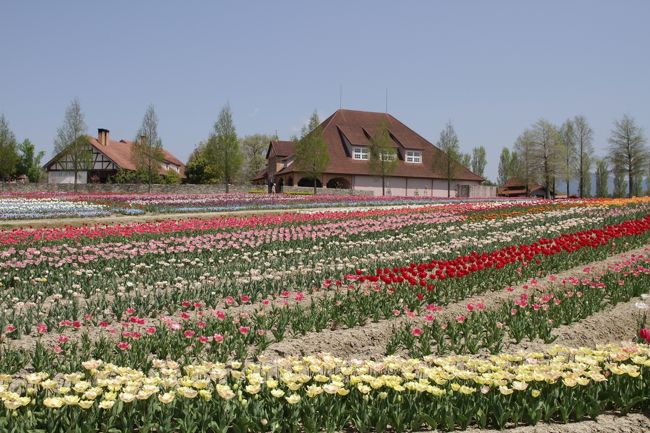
[[414, 413, 650, 433], [0, 204, 404, 228], [261, 245, 650, 360]]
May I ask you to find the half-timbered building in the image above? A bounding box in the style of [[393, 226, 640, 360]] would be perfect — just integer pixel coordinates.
[[45, 129, 185, 184]]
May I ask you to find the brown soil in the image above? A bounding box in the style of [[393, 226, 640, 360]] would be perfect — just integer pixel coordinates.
[[420, 413, 650, 433], [261, 245, 650, 359]]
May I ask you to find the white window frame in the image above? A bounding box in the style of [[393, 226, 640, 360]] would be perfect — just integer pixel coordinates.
[[353, 147, 369, 160], [380, 151, 397, 161], [405, 150, 422, 163]]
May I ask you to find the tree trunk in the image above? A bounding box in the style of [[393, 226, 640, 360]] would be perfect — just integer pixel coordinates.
[[566, 179, 569, 197], [579, 143, 584, 198], [628, 166, 633, 198], [313, 178, 317, 195], [382, 175, 385, 196]]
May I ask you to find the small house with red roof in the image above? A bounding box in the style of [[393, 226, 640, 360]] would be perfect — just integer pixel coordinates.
[[45, 129, 185, 184], [254, 109, 486, 196]]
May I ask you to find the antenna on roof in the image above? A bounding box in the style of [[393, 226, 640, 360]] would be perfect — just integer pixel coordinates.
[[339, 84, 342, 109], [385, 88, 388, 113]]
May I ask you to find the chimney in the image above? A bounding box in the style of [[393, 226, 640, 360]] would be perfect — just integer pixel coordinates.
[[140, 135, 147, 145], [98, 128, 110, 146]]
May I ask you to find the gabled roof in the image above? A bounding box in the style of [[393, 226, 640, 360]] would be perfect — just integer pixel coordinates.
[[274, 109, 483, 181], [46, 135, 185, 177], [266, 140, 295, 159]]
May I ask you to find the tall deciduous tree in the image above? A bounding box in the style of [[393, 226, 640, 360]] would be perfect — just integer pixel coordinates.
[[530, 119, 560, 199], [513, 129, 536, 194], [497, 147, 511, 186], [572, 115, 594, 198], [53, 98, 91, 191], [368, 122, 398, 196], [133, 105, 165, 192], [608, 115, 648, 197], [241, 134, 271, 183], [595, 158, 609, 198], [206, 104, 243, 193], [435, 121, 462, 198], [558, 119, 578, 196], [0, 115, 19, 181], [294, 111, 329, 194], [613, 162, 627, 198], [17, 139, 45, 183], [471, 146, 487, 179]]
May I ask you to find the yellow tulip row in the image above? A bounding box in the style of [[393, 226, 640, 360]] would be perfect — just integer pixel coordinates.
[[0, 342, 648, 412]]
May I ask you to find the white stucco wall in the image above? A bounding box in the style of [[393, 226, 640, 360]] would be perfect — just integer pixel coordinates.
[[352, 175, 482, 197], [48, 171, 87, 184]]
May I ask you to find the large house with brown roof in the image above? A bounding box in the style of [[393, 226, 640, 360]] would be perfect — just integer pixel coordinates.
[[255, 109, 488, 197], [45, 129, 185, 184]]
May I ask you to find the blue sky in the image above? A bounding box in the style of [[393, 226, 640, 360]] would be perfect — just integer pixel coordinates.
[[2, 1, 649, 181]]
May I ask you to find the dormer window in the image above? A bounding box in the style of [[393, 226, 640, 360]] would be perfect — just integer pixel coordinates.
[[380, 152, 397, 161], [352, 147, 369, 160], [405, 150, 422, 163]]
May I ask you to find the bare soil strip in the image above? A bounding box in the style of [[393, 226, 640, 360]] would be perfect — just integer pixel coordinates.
[[417, 413, 650, 433], [262, 245, 650, 359]]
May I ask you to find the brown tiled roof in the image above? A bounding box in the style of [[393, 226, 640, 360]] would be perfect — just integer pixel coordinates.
[[275, 109, 482, 181], [266, 140, 295, 158], [87, 137, 186, 177]]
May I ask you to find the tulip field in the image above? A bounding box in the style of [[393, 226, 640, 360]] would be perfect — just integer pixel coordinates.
[[0, 196, 649, 432]]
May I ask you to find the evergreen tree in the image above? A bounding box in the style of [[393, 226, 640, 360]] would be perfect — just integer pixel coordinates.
[[294, 110, 329, 194], [17, 139, 45, 183], [206, 104, 243, 192], [0, 115, 19, 181]]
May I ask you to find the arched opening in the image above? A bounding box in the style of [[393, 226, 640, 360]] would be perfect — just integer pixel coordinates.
[[326, 177, 351, 189], [298, 177, 322, 188]]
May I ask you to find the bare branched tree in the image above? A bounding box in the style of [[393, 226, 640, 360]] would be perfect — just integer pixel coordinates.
[[53, 98, 91, 191], [608, 115, 648, 197]]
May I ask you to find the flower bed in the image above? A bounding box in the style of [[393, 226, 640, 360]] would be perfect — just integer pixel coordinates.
[[1, 197, 650, 431]]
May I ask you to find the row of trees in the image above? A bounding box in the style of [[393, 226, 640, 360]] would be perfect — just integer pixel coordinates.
[[0, 115, 45, 183], [185, 105, 273, 190], [498, 114, 647, 198]]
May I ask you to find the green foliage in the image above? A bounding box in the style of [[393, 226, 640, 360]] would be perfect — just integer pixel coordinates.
[[185, 143, 219, 184], [241, 134, 271, 182], [471, 146, 487, 178], [206, 104, 243, 192], [112, 167, 162, 184], [0, 114, 19, 181], [368, 122, 398, 195], [595, 159, 609, 198], [17, 139, 45, 182], [162, 169, 182, 184], [294, 110, 329, 194]]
